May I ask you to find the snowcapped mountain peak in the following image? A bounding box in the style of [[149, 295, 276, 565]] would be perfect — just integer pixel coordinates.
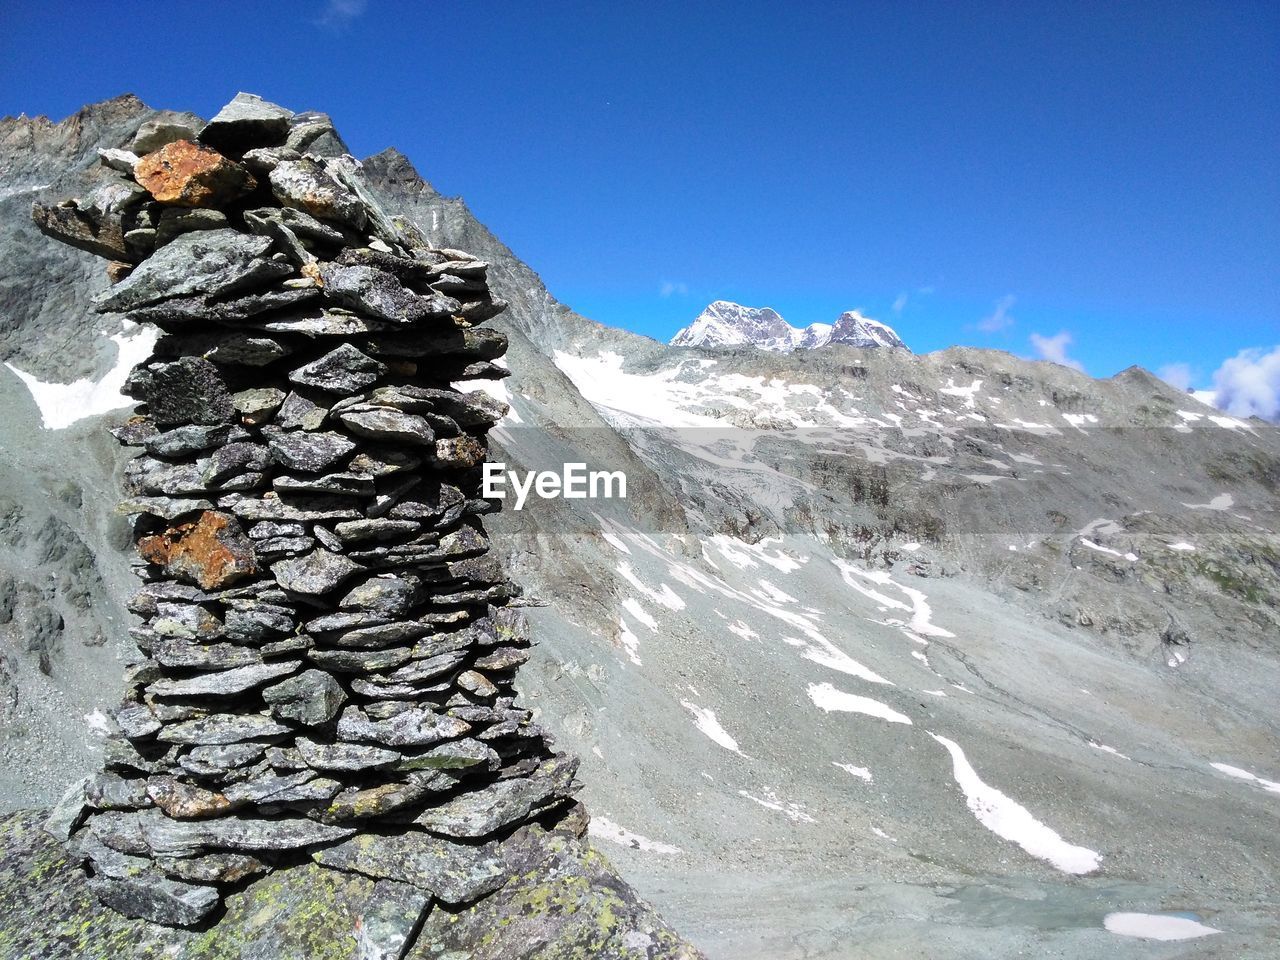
[[828, 310, 907, 349], [670, 301, 909, 353], [670, 301, 794, 350]]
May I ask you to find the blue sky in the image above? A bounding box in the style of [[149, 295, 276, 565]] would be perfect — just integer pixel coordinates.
[[1, 1, 1276, 389]]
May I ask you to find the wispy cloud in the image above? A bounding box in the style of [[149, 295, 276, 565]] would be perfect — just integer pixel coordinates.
[[978, 294, 1016, 333], [892, 285, 936, 315], [1211, 345, 1280, 421], [1029, 330, 1084, 372], [659, 280, 689, 298], [1156, 362, 1195, 392], [316, 0, 368, 28]]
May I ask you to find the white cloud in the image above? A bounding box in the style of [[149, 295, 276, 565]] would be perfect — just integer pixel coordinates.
[[317, 0, 368, 27], [1211, 345, 1280, 422], [659, 281, 689, 298], [894, 286, 935, 314], [978, 294, 1016, 333], [1029, 330, 1084, 372], [1157, 363, 1195, 391]]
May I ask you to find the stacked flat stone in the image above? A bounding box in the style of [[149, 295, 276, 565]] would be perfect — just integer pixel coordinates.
[[36, 93, 579, 928]]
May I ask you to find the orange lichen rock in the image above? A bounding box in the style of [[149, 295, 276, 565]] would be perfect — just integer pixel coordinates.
[[137, 510, 257, 589], [134, 139, 257, 208]]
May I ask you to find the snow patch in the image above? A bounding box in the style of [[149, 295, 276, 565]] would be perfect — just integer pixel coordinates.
[[84, 709, 112, 736], [711, 535, 804, 573], [590, 817, 683, 854], [929, 733, 1101, 874], [808, 683, 913, 725], [620, 598, 658, 632], [833, 762, 873, 783], [1104, 913, 1220, 941], [616, 616, 642, 666], [1183, 493, 1234, 511], [6, 323, 159, 430], [1088, 741, 1131, 760], [941, 378, 983, 409], [681, 701, 743, 755], [616, 561, 685, 611], [1211, 762, 1280, 795], [738, 790, 816, 823], [1078, 539, 1138, 562]]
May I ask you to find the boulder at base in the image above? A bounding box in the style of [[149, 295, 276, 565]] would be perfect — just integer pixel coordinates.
[[0, 810, 704, 960]]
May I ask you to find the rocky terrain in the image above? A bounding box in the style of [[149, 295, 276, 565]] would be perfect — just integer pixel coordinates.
[[670, 299, 908, 351], [1, 94, 1277, 958]]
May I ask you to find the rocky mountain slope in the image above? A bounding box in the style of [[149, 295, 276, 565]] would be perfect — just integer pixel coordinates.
[[2, 96, 1278, 959], [671, 300, 908, 352]]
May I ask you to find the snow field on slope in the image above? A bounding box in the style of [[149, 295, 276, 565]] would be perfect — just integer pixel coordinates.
[[5, 322, 158, 429]]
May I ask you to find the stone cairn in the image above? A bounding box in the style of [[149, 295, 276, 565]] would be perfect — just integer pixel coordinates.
[[35, 94, 579, 928]]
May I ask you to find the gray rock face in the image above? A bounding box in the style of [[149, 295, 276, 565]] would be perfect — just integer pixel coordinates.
[[203, 441, 271, 484], [131, 286, 319, 326], [88, 871, 220, 927], [338, 573, 425, 617], [44, 779, 91, 842], [157, 331, 291, 367], [154, 208, 228, 247], [287, 344, 387, 394], [270, 549, 364, 596], [296, 738, 400, 772], [198, 92, 292, 153], [93, 229, 287, 314], [275, 391, 327, 430], [131, 115, 202, 153], [320, 263, 459, 324], [3, 810, 704, 959], [152, 639, 261, 670], [178, 743, 269, 777], [267, 431, 356, 472], [135, 358, 236, 426], [232, 388, 286, 424], [338, 706, 471, 748], [222, 601, 296, 641], [314, 830, 508, 904], [334, 406, 435, 445], [96, 807, 357, 856], [223, 769, 341, 806], [147, 660, 299, 699], [262, 670, 347, 725], [243, 205, 344, 246], [414, 757, 577, 838], [146, 424, 234, 457], [156, 714, 292, 746], [269, 157, 367, 229]]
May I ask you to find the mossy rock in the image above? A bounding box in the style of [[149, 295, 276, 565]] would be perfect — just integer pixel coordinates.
[[408, 823, 704, 960], [0, 810, 704, 960], [0, 810, 185, 960]]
